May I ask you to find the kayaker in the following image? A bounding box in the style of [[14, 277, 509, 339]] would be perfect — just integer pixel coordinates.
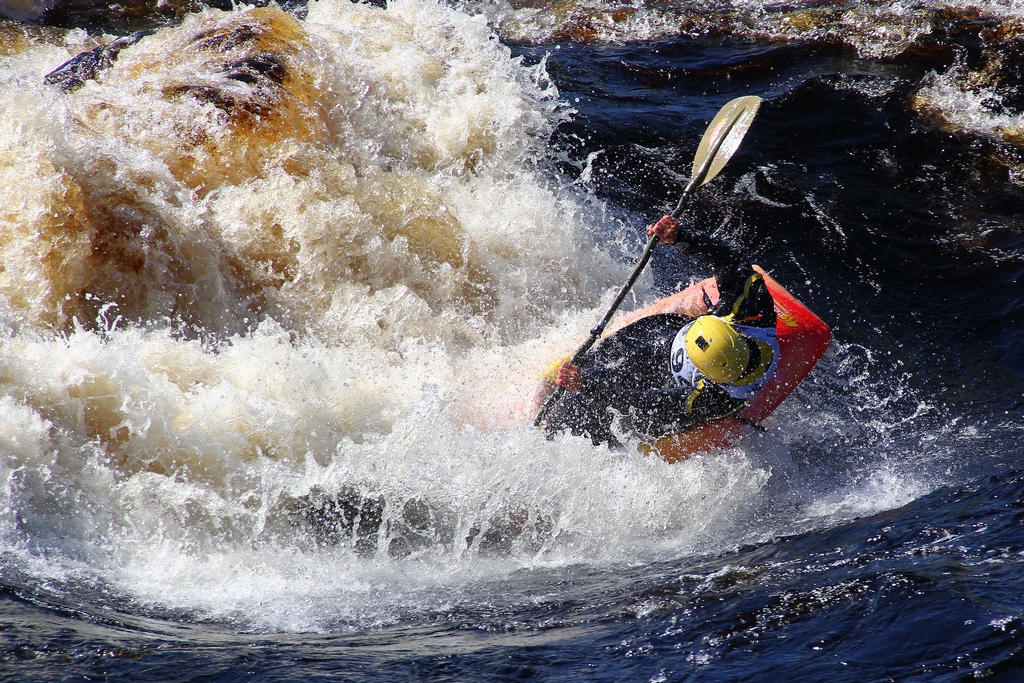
[[541, 215, 779, 446]]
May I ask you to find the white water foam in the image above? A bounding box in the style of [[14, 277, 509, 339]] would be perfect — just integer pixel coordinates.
[[913, 66, 1024, 150]]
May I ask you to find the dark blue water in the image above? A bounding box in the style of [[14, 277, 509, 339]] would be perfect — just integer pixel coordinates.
[[3, 1, 1024, 681]]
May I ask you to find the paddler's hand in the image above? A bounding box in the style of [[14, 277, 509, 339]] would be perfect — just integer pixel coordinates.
[[647, 215, 680, 244], [556, 361, 582, 392]]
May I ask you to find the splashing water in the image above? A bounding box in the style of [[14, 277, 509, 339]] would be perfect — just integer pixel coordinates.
[[0, 0, 636, 628], [0, 0, 790, 633]]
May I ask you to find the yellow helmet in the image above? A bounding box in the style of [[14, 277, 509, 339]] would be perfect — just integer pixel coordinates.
[[683, 315, 750, 383]]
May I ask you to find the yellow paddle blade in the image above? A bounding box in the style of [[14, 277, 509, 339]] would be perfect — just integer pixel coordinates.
[[691, 95, 762, 189]]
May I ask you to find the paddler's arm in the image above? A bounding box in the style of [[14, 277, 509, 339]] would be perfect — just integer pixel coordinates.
[[648, 215, 775, 328], [554, 360, 628, 396]]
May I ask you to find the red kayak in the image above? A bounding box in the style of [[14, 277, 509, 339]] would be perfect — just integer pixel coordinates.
[[637, 266, 830, 462], [536, 266, 831, 462]]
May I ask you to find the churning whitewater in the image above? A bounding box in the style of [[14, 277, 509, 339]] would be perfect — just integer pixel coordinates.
[[0, 0, 1016, 650], [0, 0, 803, 633]]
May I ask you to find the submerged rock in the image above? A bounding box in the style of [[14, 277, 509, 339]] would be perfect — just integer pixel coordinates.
[[44, 29, 155, 91]]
